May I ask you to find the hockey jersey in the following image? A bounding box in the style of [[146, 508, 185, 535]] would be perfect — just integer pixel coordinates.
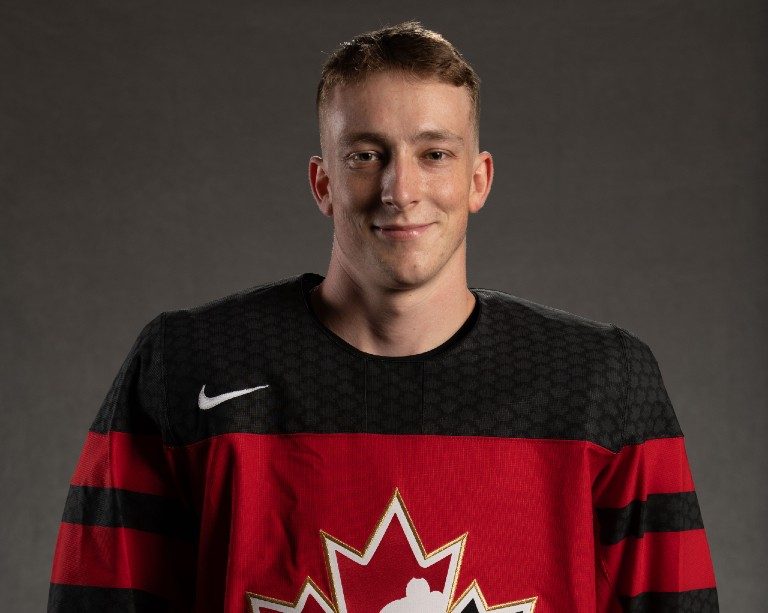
[[48, 272, 719, 612]]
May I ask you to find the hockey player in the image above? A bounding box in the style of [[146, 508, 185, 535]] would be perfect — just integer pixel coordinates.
[[48, 20, 719, 612]]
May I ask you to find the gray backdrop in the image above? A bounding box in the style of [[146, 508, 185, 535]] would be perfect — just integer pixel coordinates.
[[2, 0, 765, 610]]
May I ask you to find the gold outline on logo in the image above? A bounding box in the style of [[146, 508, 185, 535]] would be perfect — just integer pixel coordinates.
[[247, 486, 538, 613], [321, 487, 467, 612], [450, 579, 538, 612], [246, 576, 335, 613]]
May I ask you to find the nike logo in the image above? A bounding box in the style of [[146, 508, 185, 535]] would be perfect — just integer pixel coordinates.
[[198, 384, 269, 410]]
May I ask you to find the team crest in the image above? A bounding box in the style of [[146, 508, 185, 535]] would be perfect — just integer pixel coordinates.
[[247, 488, 537, 613]]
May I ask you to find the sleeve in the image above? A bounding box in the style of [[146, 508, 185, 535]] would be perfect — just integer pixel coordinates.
[[592, 325, 719, 612], [47, 313, 198, 613]]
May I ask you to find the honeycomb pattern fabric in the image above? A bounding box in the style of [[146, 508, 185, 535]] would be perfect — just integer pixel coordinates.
[[48, 272, 718, 612], [104, 271, 679, 451]]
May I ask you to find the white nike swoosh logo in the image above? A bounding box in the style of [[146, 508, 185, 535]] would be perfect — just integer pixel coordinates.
[[198, 384, 269, 410]]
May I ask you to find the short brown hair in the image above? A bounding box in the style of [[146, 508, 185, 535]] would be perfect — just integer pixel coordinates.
[[316, 20, 481, 151]]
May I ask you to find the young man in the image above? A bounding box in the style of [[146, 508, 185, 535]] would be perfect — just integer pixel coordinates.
[[48, 21, 718, 613]]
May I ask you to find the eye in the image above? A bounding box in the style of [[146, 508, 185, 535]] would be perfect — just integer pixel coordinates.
[[425, 150, 448, 161], [347, 151, 381, 164]]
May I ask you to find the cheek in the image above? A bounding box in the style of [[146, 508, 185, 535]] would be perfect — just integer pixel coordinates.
[[429, 171, 469, 205], [336, 206, 362, 228], [333, 178, 382, 220], [331, 164, 373, 194], [334, 202, 373, 246]]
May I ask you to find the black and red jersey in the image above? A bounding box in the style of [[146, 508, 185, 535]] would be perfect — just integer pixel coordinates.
[[48, 272, 718, 612]]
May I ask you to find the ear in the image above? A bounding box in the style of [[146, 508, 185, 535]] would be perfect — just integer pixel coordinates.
[[468, 151, 494, 214], [308, 155, 333, 217]]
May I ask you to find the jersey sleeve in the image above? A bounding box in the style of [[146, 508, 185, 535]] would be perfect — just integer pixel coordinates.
[[592, 325, 719, 612], [48, 313, 198, 612]]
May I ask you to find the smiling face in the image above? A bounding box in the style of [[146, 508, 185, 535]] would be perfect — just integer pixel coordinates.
[[309, 70, 493, 292]]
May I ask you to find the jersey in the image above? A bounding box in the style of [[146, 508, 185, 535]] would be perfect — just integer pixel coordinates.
[[47, 272, 719, 612]]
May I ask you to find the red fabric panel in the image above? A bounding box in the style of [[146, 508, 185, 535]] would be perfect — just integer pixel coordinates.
[[50, 523, 193, 604], [592, 437, 695, 507], [71, 431, 177, 496], [600, 529, 717, 596], [167, 433, 615, 612], [56, 431, 715, 612]]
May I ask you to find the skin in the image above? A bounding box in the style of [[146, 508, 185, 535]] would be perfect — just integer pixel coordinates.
[[308, 70, 494, 357]]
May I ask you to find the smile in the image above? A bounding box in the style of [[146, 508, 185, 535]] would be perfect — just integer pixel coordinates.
[[372, 223, 435, 240]]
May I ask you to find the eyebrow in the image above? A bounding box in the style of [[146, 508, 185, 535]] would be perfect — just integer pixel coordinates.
[[340, 129, 465, 148]]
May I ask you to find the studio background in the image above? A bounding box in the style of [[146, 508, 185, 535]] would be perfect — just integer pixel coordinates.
[[2, 1, 765, 610]]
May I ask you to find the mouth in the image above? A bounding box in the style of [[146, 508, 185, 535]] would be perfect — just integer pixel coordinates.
[[372, 222, 435, 240]]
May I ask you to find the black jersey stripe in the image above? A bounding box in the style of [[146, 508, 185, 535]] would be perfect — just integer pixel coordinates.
[[596, 491, 704, 545], [620, 587, 719, 612], [48, 583, 170, 612], [61, 485, 197, 541]]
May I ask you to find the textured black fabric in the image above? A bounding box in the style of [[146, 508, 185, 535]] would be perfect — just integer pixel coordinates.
[[47, 584, 170, 613], [365, 359, 423, 433], [90, 311, 167, 437], [95, 272, 684, 452], [615, 326, 683, 446], [596, 491, 705, 545], [620, 588, 720, 612], [62, 485, 198, 541]]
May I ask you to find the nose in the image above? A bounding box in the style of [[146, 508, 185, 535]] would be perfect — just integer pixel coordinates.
[[380, 152, 420, 210]]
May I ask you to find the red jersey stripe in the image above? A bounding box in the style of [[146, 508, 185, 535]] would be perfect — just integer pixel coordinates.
[[50, 523, 194, 605], [71, 431, 177, 497], [592, 437, 696, 507], [599, 529, 717, 597]]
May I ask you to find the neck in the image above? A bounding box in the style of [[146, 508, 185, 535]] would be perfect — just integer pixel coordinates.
[[309, 247, 476, 358]]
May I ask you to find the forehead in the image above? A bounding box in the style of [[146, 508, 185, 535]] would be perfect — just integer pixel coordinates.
[[323, 71, 473, 143]]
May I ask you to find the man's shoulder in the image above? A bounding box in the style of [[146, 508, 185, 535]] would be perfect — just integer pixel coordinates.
[[473, 284, 617, 339], [475, 286, 667, 384], [469, 286, 625, 386], [166, 273, 305, 322], [153, 274, 309, 368]]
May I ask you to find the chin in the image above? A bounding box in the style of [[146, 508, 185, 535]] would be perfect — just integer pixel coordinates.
[[377, 262, 437, 289]]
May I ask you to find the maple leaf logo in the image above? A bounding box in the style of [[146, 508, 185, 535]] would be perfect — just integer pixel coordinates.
[[247, 488, 537, 613]]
